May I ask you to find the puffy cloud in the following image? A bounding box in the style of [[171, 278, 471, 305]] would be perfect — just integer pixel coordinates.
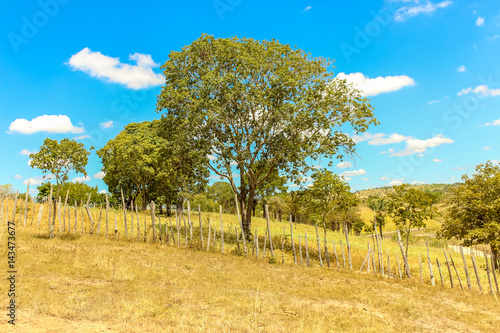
[[389, 134, 454, 156], [476, 16, 485, 26], [481, 118, 500, 127], [458, 85, 500, 97], [393, 1, 452, 22], [68, 47, 164, 89], [483, 146, 491, 151], [380, 176, 390, 180], [8, 115, 84, 134], [336, 73, 415, 97], [302, 6, 312, 12], [341, 169, 366, 176], [337, 161, 352, 169], [351, 132, 384, 143], [100, 120, 114, 129], [361, 178, 369, 181], [73, 135, 90, 140], [71, 176, 91, 183], [456, 65, 466, 72], [23, 175, 52, 185], [368, 133, 411, 145], [433, 158, 442, 162], [388, 178, 405, 186], [14, 174, 23, 179], [94, 171, 105, 180], [20, 149, 36, 155]]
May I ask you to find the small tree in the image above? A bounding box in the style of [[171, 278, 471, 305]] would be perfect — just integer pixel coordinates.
[[439, 161, 500, 268], [30, 138, 91, 238], [307, 169, 358, 232], [367, 196, 387, 238], [387, 184, 434, 257]]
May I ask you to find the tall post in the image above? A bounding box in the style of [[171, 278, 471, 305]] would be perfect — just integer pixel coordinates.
[[314, 223, 323, 268], [396, 230, 411, 278], [198, 204, 203, 248], [427, 239, 435, 286], [150, 201, 157, 243], [459, 245, 471, 290]]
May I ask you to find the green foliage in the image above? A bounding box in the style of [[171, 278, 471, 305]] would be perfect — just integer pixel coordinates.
[[306, 169, 358, 226], [156, 34, 377, 232], [387, 183, 434, 256], [366, 196, 387, 235], [37, 181, 103, 204], [439, 161, 500, 259], [29, 138, 91, 196], [0, 184, 14, 197], [206, 181, 235, 213]]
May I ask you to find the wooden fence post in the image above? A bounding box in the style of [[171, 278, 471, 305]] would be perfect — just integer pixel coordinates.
[[332, 240, 339, 271], [470, 253, 482, 292], [459, 245, 471, 290], [130, 202, 134, 237], [207, 218, 212, 252], [447, 249, 464, 290], [47, 186, 52, 228], [187, 200, 193, 242], [150, 201, 157, 243], [262, 228, 267, 259], [120, 188, 127, 236], [169, 216, 175, 245], [396, 230, 411, 278], [290, 216, 297, 265], [305, 231, 310, 267], [344, 223, 352, 270], [371, 242, 377, 275], [235, 226, 240, 253], [85, 195, 95, 235], [299, 235, 303, 266], [340, 240, 346, 269], [135, 204, 140, 241], [490, 254, 499, 294], [360, 246, 371, 272], [255, 229, 259, 258], [80, 201, 84, 235], [175, 209, 180, 246], [427, 240, 435, 286], [323, 223, 330, 268], [265, 205, 274, 258], [220, 206, 224, 253], [105, 195, 109, 238], [23, 179, 30, 226], [378, 235, 384, 275], [198, 204, 203, 248], [443, 249, 454, 288], [62, 189, 68, 231], [182, 210, 188, 245], [484, 251, 494, 295], [96, 203, 102, 236], [57, 197, 62, 232], [436, 258, 445, 286], [314, 223, 323, 268], [397, 253, 402, 280]]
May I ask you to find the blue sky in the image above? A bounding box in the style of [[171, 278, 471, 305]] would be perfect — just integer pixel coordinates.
[[1, 0, 499, 194]]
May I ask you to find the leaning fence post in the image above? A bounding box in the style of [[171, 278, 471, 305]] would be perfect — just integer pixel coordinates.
[[344, 223, 352, 270], [323, 222, 330, 268], [448, 249, 464, 290], [314, 223, 323, 268], [490, 254, 499, 295], [459, 245, 471, 290], [484, 251, 495, 295], [436, 258, 445, 286], [396, 230, 411, 278], [332, 239, 339, 271], [426, 239, 436, 286], [265, 205, 274, 258], [470, 253, 482, 292], [443, 249, 454, 288]]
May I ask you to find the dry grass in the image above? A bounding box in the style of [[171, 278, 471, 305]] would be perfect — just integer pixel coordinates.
[[1, 198, 499, 332]]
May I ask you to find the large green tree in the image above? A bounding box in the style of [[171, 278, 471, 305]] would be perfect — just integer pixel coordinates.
[[29, 138, 91, 238], [439, 161, 500, 266], [156, 35, 376, 233]]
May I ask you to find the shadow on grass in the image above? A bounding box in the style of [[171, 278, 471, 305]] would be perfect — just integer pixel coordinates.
[[33, 233, 81, 241]]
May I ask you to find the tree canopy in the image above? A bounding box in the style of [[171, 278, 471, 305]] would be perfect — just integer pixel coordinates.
[[439, 161, 500, 263], [156, 34, 377, 233]]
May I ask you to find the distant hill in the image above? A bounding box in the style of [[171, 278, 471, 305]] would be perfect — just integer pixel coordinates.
[[355, 183, 459, 200]]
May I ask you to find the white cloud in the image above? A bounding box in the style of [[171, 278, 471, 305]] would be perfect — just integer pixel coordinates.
[[14, 174, 23, 179], [481, 118, 500, 127], [476, 16, 485, 26], [368, 133, 411, 145], [20, 149, 36, 155], [380, 176, 390, 181], [388, 178, 405, 186], [99, 190, 107, 194], [393, 1, 452, 22], [433, 158, 442, 162], [8, 115, 84, 135], [73, 135, 90, 140], [343, 177, 352, 181], [492, 160, 500, 165], [412, 180, 426, 185], [389, 134, 454, 156], [68, 47, 164, 90], [456, 65, 466, 72], [302, 6, 312, 12], [336, 73, 415, 96], [361, 178, 369, 181], [94, 171, 105, 180], [427, 99, 441, 104], [22, 175, 52, 186], [71, 176, 91, 183], [341, 169, 366, 176], [483, 146, 491, 151], [27, 159, 32, 166], [100, 120, 114, 129], [458, 85, 500, 97], [351, 132, 384, 143], [337, 161, 352, 169]]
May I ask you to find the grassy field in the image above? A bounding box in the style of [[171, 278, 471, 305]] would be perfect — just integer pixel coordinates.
[[1, 198, 499, 332]]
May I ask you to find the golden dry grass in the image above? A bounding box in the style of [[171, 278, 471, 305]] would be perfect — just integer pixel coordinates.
[[1, 198, 499, 332]]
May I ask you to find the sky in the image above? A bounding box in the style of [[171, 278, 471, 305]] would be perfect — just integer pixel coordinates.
[[1, 0, 499, 195]]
